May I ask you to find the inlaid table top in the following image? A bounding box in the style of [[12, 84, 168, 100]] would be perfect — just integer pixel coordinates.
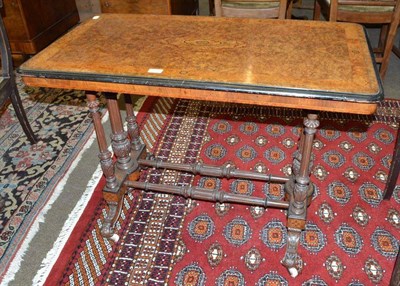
[[19, 14, 383, 114]]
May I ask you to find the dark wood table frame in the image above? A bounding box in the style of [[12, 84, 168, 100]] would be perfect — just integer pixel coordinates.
[[18, 14, 382, 277]]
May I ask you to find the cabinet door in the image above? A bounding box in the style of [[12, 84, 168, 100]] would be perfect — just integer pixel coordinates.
[[1, 1, 28, 44], [100, 0, 170, 15], [2, 0, 79, 54], [19, 0, 78, 39]]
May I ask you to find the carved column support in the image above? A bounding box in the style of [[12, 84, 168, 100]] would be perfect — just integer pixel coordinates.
[[292, 150, 301, 177], [86, 93, 117, 191], [124, 94, 143, 151], [282, 113, 319, 276], [293, 139, 315, 177], [289, 113, 319, 218], [106, 93, 132, 170], [99, 151, 118, 190], [87, 93, 120, 240], [292, 125, 305, 177], [111, 131, 131, 170]]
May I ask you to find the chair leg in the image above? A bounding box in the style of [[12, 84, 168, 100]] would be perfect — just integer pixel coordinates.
[[379, 5, 400, 79], [313, 0, 321, 20], [384, 125, 400, 200], [393, 44, 400, 58], [389, 247, 400, 286], [373, 25, 388, 56], [10, 83, 37, 144], [286, 0, 293, 19], [209, 0, 215, 15]]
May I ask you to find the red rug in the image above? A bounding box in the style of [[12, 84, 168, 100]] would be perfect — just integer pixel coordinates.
[[43, 97, 399, 285]]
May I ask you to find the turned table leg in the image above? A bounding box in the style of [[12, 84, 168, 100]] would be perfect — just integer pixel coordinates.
[[104, 93, 133, 241], [86, 93, 120, 241], [282, 113, 319, 277]]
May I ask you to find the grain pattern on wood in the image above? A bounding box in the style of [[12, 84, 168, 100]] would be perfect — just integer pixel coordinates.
[[19, 14, 381, 101]]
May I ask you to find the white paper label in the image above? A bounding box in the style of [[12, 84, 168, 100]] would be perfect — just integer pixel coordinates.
[[148, 68, 164, 74]]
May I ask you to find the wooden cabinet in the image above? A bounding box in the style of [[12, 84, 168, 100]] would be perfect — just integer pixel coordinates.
[[1, 0, 80, 57], [100, 0, 199, 15]]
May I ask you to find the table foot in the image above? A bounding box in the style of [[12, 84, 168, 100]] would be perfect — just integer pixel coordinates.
[[281, 227, 302, 276], [288, 267, 299, 278], [101, 201, 118, 238], [101, 187, 125, 239], [101, 168, 144, 240], [110, 233, 120, 242], [100, 153, 145, 238]]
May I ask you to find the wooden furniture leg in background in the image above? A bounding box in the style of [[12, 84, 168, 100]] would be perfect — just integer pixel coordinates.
[[10, 82, 37, 144], [384, 124, 400, 200], [282, 113, 319, 277], [390, 247, 400, 286]]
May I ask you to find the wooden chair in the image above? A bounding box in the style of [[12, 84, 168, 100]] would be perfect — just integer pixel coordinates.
[[214, 0, 289, 19], [313, 0, 400, 79], [0, 1, 36, 144]]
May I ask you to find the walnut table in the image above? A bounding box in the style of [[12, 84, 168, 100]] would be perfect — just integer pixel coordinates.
[[18, 14, 383, 277]]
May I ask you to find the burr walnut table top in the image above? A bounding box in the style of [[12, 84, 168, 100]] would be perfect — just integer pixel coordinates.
[[19, 14, 383, 114]]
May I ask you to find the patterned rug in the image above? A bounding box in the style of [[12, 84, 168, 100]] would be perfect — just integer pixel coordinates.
[[0, 80, 106, 280], [41, 97, 399, 285]]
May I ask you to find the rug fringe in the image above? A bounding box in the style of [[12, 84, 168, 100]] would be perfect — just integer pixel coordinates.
[[30, 105, 147, 285], [31, 101, 146, 286], [32, 164, 104, 286], [1, 113, 109, 286]]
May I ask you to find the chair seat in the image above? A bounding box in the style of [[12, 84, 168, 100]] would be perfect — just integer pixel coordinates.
[[214, 0, 288, 26], [222, 0, 280, 9], [321, 0, 395, 12]]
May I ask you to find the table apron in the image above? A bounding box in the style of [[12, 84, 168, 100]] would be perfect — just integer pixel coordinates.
[[21, 76, 378, 114]]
